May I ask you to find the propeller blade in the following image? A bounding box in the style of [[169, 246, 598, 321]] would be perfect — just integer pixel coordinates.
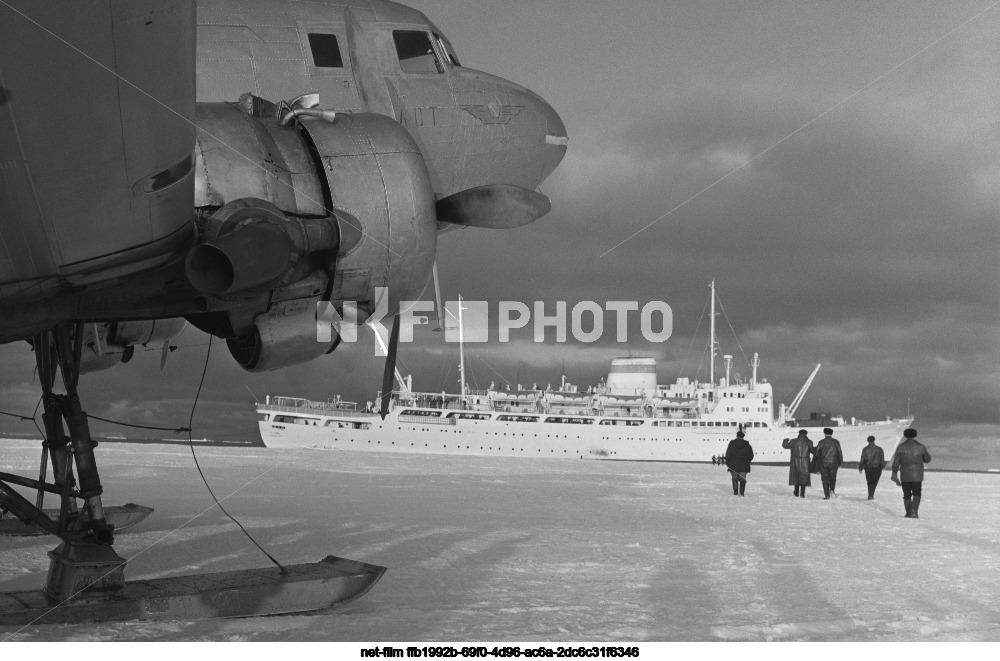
[[378, 314, 401, 420], [432, 261, 446, 331], [159, 341, 170, 370], [435, 185, 551, 229]]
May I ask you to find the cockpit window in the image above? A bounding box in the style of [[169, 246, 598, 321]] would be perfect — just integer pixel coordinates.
[[392, 30, 443, 74], [307, 33, 344, 68], [434, 34, 461, 67]]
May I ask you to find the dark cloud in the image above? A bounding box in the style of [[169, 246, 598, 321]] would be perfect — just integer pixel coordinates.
[[419, 0, 1000, 452]]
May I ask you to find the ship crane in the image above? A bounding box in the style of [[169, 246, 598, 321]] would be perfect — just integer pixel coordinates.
[[786, 363, 822, 421]]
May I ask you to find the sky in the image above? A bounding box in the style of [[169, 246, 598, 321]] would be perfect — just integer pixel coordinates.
[[0, 0, 998, 457]]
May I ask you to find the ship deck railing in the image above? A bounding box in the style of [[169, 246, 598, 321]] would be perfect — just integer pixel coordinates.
[[779, 417, 911, 428], [265, 395, 361, 409], [390, 391, 493, 411], [261, 401, 373, 419]]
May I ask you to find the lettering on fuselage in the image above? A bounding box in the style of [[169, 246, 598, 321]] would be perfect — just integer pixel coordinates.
[[399, 107, 449, 127]]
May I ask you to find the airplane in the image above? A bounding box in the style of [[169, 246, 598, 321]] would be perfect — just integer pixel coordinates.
[[0, 0, 566, 623]]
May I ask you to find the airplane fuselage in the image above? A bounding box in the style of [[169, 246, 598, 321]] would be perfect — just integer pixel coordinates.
[[196, 0, 566, 200]]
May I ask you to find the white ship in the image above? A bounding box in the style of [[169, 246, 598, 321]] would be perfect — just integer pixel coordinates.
[[257, 284, 912, 464]]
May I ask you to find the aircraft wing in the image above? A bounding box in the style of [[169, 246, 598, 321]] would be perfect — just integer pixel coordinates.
[[0, 0, 196, 303]]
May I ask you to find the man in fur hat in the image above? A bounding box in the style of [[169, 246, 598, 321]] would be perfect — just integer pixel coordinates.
[[858, 435, 885, 500], [891, 428, 931, 518], [814, 428, 844, 499], [725, 431, 754, 496], [782, 430, 813, 498]]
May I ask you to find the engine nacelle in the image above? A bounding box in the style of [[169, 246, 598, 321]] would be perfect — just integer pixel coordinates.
[[226, 296, 338, 373], [221, 271, 337, 372], [79, 319, 187, 374], [297, 112, 437, 320], [192, 102, 437, 371]]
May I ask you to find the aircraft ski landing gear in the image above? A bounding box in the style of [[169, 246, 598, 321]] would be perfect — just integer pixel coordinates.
[[0, 322, 386, 625]]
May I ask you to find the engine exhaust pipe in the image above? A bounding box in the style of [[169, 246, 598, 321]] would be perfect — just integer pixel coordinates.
[[186, 221, 294, 295], [186, 198, 342, 295]]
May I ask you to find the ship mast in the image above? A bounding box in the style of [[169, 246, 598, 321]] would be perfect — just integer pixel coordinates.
[[458, 295, 466, 403], [709, 280, 717, 388]]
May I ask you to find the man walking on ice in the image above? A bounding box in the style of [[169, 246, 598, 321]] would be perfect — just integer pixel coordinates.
[[782, 430, 813, 498], [725, 430, 754, 496], [858, 435, 885, 500], [891, 428, 931, 518], [814, 428, 844, 499]]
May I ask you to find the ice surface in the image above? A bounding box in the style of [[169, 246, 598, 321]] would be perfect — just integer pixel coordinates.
[[0, 440, 998, 642]]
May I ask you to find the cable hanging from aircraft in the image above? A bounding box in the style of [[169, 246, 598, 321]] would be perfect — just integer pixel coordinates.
[[183, 337, 286, 574], [0, 407, 191, 435], [1, 397, 46, 441], [0, 409, 35, 422], [84, 416, 191, 434]]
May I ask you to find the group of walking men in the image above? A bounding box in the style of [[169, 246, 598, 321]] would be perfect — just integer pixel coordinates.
[[723, 427, 931, 518], [781, 427, 931, 517], [782, 428, 844, 500]]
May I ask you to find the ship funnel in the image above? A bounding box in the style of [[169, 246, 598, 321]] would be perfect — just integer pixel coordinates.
[[606, 357, 656, 396]]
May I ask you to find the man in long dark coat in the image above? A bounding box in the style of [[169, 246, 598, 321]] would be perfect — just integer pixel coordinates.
[[858, 435, 885, 500], [891, 428, 931, 518], [814, 428, 844, 499], [781, 430, 813, 498], [725, 431, 754, 496]]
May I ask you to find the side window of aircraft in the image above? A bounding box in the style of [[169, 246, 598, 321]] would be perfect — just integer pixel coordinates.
[[307, 33, 344, 68], [434, 34, 461, 67], [393, 30, 443, 74]]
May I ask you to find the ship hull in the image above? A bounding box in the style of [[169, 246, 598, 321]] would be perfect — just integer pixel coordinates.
[[258, 411, 910, 466]]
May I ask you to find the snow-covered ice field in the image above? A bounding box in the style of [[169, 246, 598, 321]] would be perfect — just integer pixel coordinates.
[[0, 439, 998, 642]]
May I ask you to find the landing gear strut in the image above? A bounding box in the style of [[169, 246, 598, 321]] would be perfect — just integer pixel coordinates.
[[0, 322, 126, 601], [0, 322, 385, 625]]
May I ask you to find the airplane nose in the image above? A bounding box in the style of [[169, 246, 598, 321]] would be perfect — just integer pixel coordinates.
[[537, 95, 567, 184]]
